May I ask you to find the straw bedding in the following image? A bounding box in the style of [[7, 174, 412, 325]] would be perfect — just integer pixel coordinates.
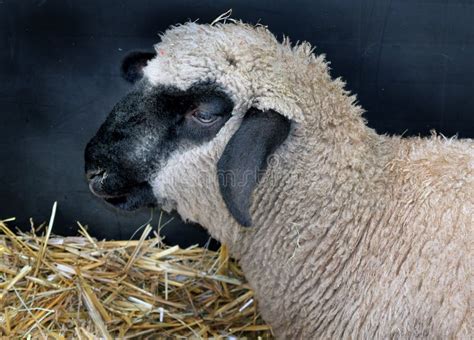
[[0, 204, 271, 339]]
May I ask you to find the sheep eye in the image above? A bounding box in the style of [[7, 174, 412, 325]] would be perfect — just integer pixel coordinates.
[[192, 110, 218, 125]]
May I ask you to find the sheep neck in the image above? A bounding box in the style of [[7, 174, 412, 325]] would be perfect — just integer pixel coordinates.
[[228, 79, 398, 336]]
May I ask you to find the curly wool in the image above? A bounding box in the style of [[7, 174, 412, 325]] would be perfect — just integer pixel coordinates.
[[144, 22, 473, 338]]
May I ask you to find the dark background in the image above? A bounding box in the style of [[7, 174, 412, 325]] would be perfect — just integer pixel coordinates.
[[1, 0, 473, 240]]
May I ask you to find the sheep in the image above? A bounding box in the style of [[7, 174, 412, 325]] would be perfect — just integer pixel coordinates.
[[84, 21, 473, 339]]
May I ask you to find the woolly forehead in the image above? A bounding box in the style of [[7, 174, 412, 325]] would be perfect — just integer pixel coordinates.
[[142, 22, 306, 122]]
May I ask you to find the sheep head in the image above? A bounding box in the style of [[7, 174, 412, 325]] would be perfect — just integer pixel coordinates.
[[84, 22, 311, 236]]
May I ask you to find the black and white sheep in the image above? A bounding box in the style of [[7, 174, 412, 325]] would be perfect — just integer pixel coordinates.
[[85, 21, 473, 338]]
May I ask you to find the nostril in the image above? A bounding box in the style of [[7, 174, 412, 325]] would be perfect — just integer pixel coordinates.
[[86, 169, 105, 181]]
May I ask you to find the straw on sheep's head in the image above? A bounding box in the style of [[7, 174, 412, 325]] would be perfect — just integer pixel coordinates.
[[84, 21, 329, 230]]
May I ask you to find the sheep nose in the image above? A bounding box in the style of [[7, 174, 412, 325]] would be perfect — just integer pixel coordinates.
[[87, 169, 111, 198], [86, 169, 105, 182]]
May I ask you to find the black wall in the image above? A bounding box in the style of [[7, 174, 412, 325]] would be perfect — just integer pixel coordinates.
[[1, 0, 473, 239]]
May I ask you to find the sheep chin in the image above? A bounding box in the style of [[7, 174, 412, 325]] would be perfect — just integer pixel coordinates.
[[155, 197, 178, 213]]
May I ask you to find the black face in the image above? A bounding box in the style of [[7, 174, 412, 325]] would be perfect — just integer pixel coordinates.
[[86, 51, 291, 227], [84, 80, 234, 211]]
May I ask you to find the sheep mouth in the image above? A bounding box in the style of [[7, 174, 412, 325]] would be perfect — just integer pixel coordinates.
[[99, 183, 157, 211]]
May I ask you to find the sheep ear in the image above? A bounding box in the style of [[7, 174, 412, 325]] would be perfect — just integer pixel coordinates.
[[217, 108, 291, 227], [120, 51, 156, 83]]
